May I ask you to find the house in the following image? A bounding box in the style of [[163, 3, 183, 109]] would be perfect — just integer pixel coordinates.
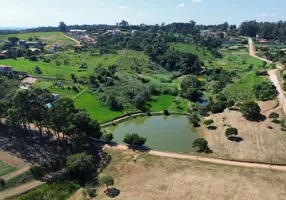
[[106, 30, 113, 34], [132, 30, 138, 35], [0, 50, 8, 56], [52, 93, 60, 100], [222, 41, 233, 45], [228, 46, 239, 50], [0, 65, 13, 73], [113, 29, 121, 35], [73, 43, 85, 48], [258, 39, 268, 44], [48, 47, 56, 53], [19, 40, 26, 45], [28, 48, 41, 55], [25, 42, 37, 46]]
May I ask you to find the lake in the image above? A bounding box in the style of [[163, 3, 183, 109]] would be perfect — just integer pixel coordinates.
[[107, 115, 199, 153]]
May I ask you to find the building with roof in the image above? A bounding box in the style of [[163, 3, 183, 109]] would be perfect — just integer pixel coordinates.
[[0, 65, 13, 73]]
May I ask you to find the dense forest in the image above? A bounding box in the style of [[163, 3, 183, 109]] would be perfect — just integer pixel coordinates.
[[239, 20, 286, 42]]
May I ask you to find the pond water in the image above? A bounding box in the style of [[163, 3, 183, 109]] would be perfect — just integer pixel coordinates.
[[107, 115, 199, 153]]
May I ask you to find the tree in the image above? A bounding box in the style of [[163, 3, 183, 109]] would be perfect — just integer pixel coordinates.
[[211, 102, 226, 113], [34, 66, 42, 74], [102, 131, 114, 142], [269, 112, 279, 120], [225, 127, 238, 138], [192, 138, 209, 153], [59, 21, 67, 32], [99, 176, 114, 190], [66, 153, 95, 181], [253, 82, 277, 101], [204, 119, 214, 126], [189, 113, 200, 127], [8, 36, 20, 44], [181, 75, 203, 101], [262, 61, 267, 68], [47, 98, 77, 141], [240, 101, 261, 120], [123, 133, 147, 146]]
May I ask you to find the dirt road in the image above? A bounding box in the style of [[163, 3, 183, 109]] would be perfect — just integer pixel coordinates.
[[248, 37, 286, 114], [104, 144, 286, 172], [61, 33, 80, 44]]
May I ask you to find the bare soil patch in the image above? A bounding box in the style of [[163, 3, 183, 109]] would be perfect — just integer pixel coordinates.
[[95, 149, 286, 200], [201, 109, 286, 164], [0, 151, 29, 169]]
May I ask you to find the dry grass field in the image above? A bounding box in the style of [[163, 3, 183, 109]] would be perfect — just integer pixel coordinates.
[[201, 105, 286, 164], [93, 149, 286, 200]]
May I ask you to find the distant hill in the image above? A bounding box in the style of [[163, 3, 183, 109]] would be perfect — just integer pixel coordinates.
[[0, 27, 27, 30]]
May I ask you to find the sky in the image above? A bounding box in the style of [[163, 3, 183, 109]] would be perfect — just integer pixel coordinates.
[[1, 0, 286, 28]]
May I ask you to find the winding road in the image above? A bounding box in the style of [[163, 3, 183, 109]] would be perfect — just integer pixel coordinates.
[[248, 38, 286, 114]]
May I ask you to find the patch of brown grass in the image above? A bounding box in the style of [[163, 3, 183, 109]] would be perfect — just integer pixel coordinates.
[[201, 109, 286, 164], [94, 149, 286, 200]]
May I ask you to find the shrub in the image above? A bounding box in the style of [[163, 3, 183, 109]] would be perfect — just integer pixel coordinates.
[[204, 119, 214, 126], [227, 100, 235, 108], [85, 185, 97, 198], [72, 86, 79, 93], [123, 133, 147, 146], [225, 127, 238, 137], [163, 110, 170, 116], [99, 176, 114, 189], [269, 112, 279, 119], [0, 178, 4, 187], [34, 66, 42, 74], [102, 132, 114, 142], [189, 113, 200, 127]]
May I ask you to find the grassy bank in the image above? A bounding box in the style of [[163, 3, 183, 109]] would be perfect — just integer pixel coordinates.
[[16, 181, 80, 200], [0, 161, 17, 176]]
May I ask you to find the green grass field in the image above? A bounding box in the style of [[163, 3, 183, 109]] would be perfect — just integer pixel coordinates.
[[0, 32, 75, 46], [34, 80, 86, 99], [16, 181, 80, 200], [0, 58, 89, 79], [209, 54, 265, 71], [224, 72, 267, 101], [169, 43, 214, 61], [147, 95, 175, 112], [74, 92, 135, 123], [0, 50, 153, 79], [0, 161, 17, 176]]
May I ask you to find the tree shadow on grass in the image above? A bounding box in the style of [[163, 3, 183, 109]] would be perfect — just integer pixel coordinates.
[[228, 136, 243, 143], [207, 126, 217, 130], [104, 188, 120, 198], [127, 145, 151, 153], [246, 114, 267, 122]]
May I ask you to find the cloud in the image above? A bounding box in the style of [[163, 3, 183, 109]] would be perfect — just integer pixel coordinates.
[[137, 13, 148, 17], [192, 0, 203, 2], [260, 12, 276, 17], [176, 3, 185, 8], [119, 6, 129, 9]]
